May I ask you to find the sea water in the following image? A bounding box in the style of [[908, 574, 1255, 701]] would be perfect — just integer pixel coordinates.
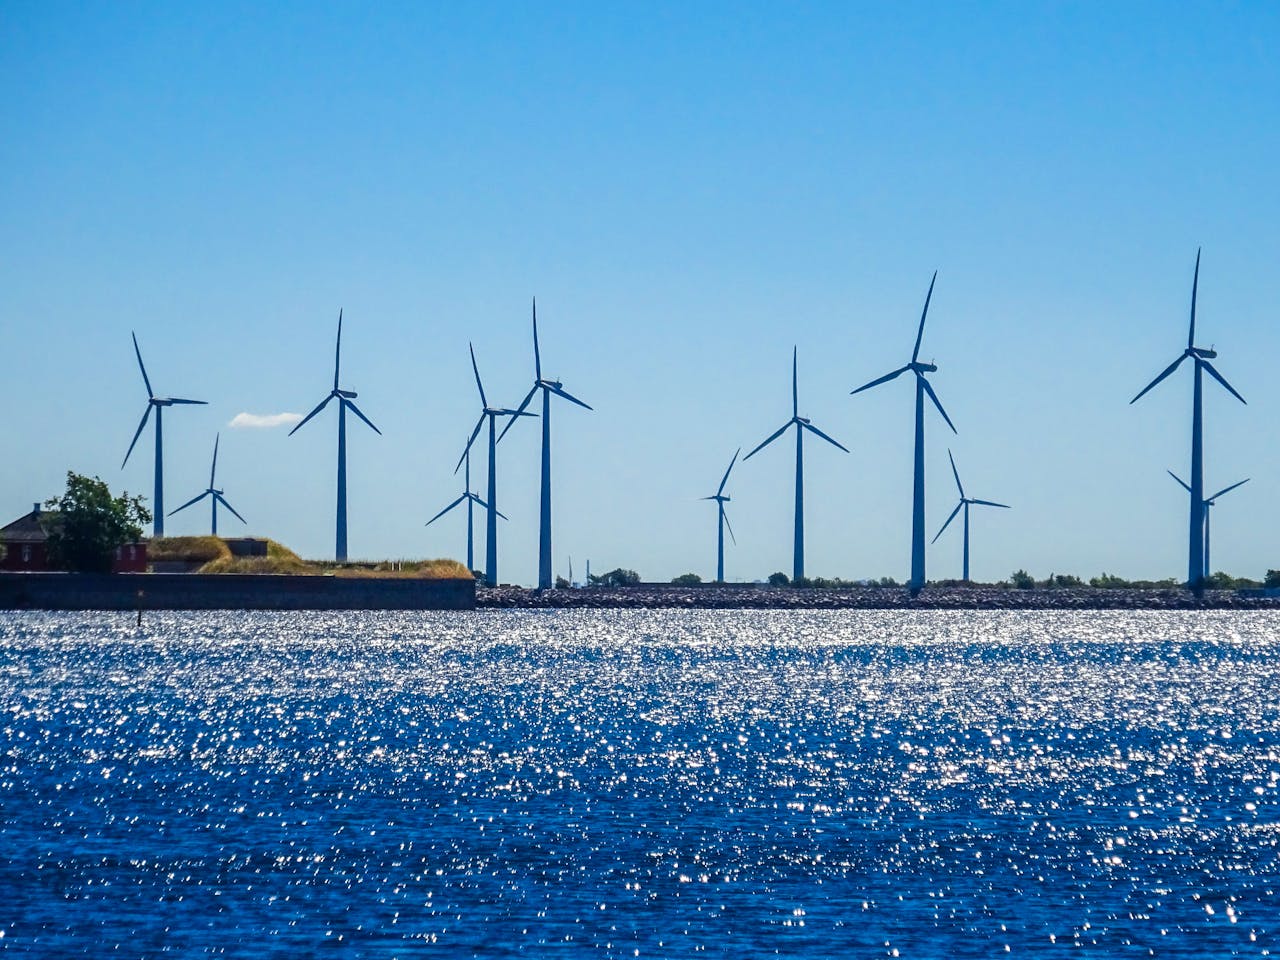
[[0, 609, 1276, 957]]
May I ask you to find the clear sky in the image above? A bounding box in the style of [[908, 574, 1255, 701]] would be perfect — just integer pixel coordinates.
[[2, 2, 1277, 585]]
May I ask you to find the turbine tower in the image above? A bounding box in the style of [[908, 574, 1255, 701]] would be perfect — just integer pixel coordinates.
[[168, 434, 246, 536], [744, 348, 848, 582], [700, 449, 740, 582], [455, 343, 532, 585], [932, 450, 1009, 583], [852, 272, 956, 595], [289, 310, 381, 562], [122, 332, 207, 538], [500, 299, 592, 589], [1168, 471, 1248, 582], [1131, 250, 1246, 592], [426, 443, 506, 573]]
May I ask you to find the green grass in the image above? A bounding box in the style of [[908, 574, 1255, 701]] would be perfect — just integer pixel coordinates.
[[149, 536, 232, 563]]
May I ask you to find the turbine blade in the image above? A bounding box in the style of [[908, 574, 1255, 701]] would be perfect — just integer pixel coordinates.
[[289, 395, 333, 435], [970, 499, 1010, 509], [497, 386, 538, 442], [716, 448, 741, 496], [1130, 354, 1186, 404], [1208, 478, 1249, 501], [743, 422, 791, 461], [1200, 360, 1246, 405], [1167, 470, 1191, 493], [548, 384, 592, 410], [164, 398, 207, 405], [1188, 248, 1200, 350], [948, 448, 964, 498], [132, 332, 154, 397], [334, 308, 343, 392], [216, 493, 247, 524], [912, 271, 937, 363], [532, 297, 541, 381], [932, 500, 963, 543], [801, 420, 849, 453], [121, 405, 152, 468], [344, 398, 381, 435], [210, 433, 219, 488], [792, 346, 798, 419], [455, 415, 486, 473], [851, 365, 909, 395], [469, 493, 505, 520], [425, 494, 468, 526], [722, 506, 736, 545], [167, 490, 209, 516], [921, 376, 957, 433], [469, 342, 488, 409]]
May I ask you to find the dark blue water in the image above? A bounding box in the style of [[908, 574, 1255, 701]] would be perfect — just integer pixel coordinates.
[[1, 610, 1277, 957]]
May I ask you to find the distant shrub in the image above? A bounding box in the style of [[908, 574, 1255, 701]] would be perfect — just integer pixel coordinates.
[[1266, 570, 1280, 589], [875, 576, 899, 588], [1090, 572, 1128, 589], [671, 573, 702, 586], [1043, 574, 1083, 589], [589, 568, 640, 587], [767, 572, 790, 587], [555, 575, 571, 589], [1205, 571, 1260, 590], [1009, 569, 1035, 590]]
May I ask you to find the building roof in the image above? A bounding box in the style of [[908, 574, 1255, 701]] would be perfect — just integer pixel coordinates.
[[0, 508, 52, 543]]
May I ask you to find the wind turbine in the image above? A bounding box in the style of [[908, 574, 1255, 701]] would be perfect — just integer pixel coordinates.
[[426, 443, 506, 573], [499, 299, 592, 589], [852, 272, 956, 594], [701, 449, 740, 582], [744, 348, 848, 582], [1131, 250, 1246, 592], [168, 434, 246, 536], [1168, 471, 1248, 582], [932, 450, 1009, 583], [289, 310, 381, 562], [122, 332, 207, 538], [455, 343, 532, 585]]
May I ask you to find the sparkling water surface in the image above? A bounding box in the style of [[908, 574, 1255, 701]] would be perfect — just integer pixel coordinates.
[[1, 609, 1277, 957]]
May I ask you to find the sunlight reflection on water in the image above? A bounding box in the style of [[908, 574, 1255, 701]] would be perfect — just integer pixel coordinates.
[[0, 609, 1277, 957]]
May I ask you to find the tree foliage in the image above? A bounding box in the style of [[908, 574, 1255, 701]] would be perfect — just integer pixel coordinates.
[[589, 567, 640, 587], [42, 472, 151, 573], [1008, 569, 1035, 590], [1266, 570, 1280, 589], [767, 572, 790, 587], [671, 573, 702, 586]]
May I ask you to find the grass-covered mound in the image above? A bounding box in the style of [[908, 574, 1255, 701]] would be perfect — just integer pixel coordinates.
[[198, 540, 307, 574], [149, 536, 232, 564], [334, 559, 473, 580], [196, 541, 472, 579]]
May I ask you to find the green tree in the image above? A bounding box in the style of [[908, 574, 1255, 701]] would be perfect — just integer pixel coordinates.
[[671, 573, 702, 586], [43, 472, 151, 573], [1266, 570, 1280, 589], [589, 568, 640, 587], [1090, 572, 1128, 589], [1009, 569, 1035, 590], [767, 572, 790, 587]]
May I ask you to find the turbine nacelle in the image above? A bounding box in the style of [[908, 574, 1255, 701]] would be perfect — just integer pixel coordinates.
[[1190, 346, 1217, 360], [911, 361, 937, 374]]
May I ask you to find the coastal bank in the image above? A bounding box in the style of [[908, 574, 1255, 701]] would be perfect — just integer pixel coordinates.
[[478, 584, 1280, 610], [0, 573, 476, 611]]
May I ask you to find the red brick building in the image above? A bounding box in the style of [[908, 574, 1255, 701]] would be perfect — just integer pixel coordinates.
[[0, 504, 147, 573]]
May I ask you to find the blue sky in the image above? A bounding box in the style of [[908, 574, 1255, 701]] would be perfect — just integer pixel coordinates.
[[2, 2, 1277, 584]]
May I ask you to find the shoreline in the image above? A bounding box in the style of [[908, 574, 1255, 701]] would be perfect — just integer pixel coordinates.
[[479, 584, 1280, 610]]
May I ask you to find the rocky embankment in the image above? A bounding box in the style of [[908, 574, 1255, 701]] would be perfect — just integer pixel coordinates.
[[478, 584, 1280, 610]]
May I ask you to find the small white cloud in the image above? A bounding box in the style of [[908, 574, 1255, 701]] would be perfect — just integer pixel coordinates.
[[229, 412, 303, 429]]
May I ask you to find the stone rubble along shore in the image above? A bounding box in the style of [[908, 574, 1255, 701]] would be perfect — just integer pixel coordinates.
[[478, 585, 1280, 610]]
